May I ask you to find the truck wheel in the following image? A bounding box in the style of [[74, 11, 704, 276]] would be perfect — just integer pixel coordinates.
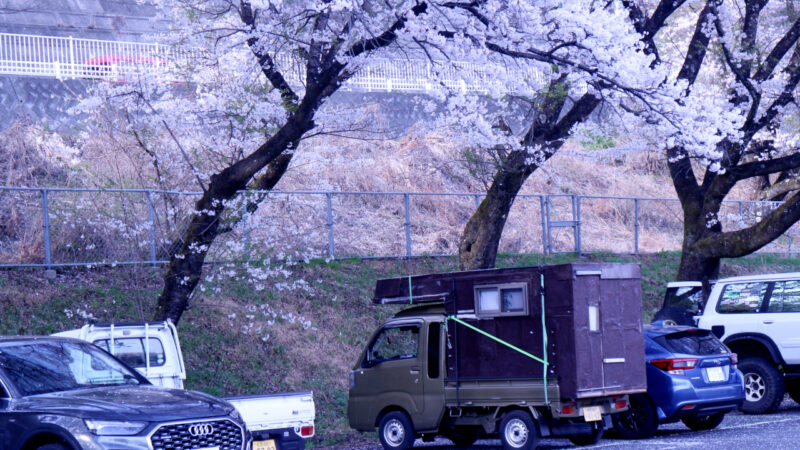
[[567, 421, 603, 446], [499, 410, 539, 450], [681, 412, 725, 431], [446, 428, 479, 447], [739, 357, 784, 414], [378, 411, 415, 450], [612, 393, 657, 439]]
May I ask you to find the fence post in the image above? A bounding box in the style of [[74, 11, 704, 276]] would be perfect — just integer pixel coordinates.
[[326, 193, 334, 259], [574, 195, 582, 254], [241, 193, 250, 260], [539, 195, 548, 254], [634, 198, 640, 255], [68, 36, 75, 78], [40, 188, 52, 269], [146, 190, 157, 267], [404, 193, 412, 258]]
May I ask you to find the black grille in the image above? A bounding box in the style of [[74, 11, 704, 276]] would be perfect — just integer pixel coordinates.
[[150, 418, 243, 450]]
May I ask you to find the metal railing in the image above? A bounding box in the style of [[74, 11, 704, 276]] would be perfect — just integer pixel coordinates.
[[0, 186, 795, 269], [0, 32, 545, 93]]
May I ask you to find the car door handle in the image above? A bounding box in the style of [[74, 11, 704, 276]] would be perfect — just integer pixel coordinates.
[[762, 320, 774, 324], [410, 368, 420, 375]]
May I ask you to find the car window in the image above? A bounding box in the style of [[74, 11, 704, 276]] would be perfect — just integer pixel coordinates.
[[0, 341, 142, 396], [768, 280, 800, 313], [368, 325, 419, 364], [93, 338, 166, 368], [664, 286, 705, 314], [717, 282, 769, 313], [654, 330, 728, 355]]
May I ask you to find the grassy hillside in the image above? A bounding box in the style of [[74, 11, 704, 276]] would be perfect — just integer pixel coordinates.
[[1, 252, 799, 447]]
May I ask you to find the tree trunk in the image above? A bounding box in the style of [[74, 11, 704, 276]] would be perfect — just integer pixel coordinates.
[[458, 152, 535, 270]]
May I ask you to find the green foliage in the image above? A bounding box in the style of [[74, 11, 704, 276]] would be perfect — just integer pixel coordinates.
[[1, 252, 798, 447], [580, 133, 616, 150]]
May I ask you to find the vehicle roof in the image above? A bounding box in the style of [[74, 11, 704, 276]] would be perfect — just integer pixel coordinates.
[[392, 303, 446, 319], [644, 323, 708, 338], [666, 281, 704, 287], [0, 335, 85, 344], [715, 272, 800, 284]]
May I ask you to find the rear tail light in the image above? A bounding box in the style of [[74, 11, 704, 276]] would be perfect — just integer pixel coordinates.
[[730, 353, 738, 367], [300, 425, 314, 437], [682, 404, 695, 410], [615, 399, 627, 410], [650, 358, 698, 375], [562, 404, 575, 415]]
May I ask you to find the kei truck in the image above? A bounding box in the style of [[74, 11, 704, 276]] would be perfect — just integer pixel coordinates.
[[348, 263, 647, 449]]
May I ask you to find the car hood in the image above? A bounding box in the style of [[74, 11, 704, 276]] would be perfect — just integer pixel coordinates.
[[15, 385, 236, 422]]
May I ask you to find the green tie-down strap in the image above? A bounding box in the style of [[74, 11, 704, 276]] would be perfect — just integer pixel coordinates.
[[446, 316, 549, 366]]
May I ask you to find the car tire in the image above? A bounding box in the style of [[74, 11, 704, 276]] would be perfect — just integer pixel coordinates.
[[652, 306, 694, 326], [36, 444, 71, 450], [446, 428, 479, 447], [785, 378, 800, 405], [681, 412, 725, 431], [499, 410, 539, 450], [568, 421, 603, 446], [378, 411, 415, 450], [739, 357, 784, 414], [612, 393, 658, 439]]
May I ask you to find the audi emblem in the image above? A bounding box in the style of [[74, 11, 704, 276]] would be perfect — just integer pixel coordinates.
[[188, 423, 215, 437]]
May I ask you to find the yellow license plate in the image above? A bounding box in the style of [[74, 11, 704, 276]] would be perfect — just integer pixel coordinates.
[[582, 405, 602, 422], [253, 440, 277, 450]]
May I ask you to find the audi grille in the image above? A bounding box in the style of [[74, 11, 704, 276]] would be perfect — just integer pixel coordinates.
[[150, 418, 244, 450]]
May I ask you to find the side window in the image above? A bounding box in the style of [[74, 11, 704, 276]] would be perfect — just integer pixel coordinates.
[[0, 382, 8, 398], [717, 282, 769, 313], [94, 338, 166, 368], [427, 323, 441, 379], [475, 283, 528, 318], [770, 281, 800, 312], [368, 326, 419, 364]]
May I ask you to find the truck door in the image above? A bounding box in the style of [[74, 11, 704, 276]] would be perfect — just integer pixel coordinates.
[[350, 323, 425, 423]]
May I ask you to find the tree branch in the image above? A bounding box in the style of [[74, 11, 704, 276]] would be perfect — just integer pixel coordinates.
[[676, 0, 718, 86], [753, 16, 800, 82]]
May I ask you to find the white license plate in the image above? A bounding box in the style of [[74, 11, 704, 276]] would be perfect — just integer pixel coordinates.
[[253, 440, 277, 450], [582, 405, 602, 422], [706, 366, 726, 382]]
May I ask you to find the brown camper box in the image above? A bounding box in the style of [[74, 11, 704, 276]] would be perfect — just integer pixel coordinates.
[[350, 263, 647, 450], [372, 263, 647, 399]]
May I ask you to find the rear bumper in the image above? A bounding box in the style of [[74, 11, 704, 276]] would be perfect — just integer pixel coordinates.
[[651, 370, 745, 422], [251, 427, 307, 450]]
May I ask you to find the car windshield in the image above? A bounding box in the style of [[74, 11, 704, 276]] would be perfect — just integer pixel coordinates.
[[0, 340, 142, 396], [654, 330, 728, 355]]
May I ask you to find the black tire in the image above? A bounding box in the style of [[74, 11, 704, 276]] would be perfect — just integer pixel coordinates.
[[612, 393, 658, 439], [378, 411, 415, 450], [739, 357, 784, 414], [568, 421, 603, 446], [785, 378, 800, 405], [36, 444, 71, 450], [446, 428, 479, 447], [652, 306, 694, 326], [681, 412, 725, 431], [499, 410, 539, 450]]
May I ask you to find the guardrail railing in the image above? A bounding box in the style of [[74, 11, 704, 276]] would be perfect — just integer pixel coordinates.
[[0, 32, 546, 93]]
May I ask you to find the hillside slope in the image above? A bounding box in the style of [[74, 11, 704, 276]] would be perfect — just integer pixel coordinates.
[[1, 252, 797, 447]]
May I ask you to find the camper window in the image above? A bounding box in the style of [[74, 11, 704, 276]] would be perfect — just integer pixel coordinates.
[[475, 284, 527, 318]]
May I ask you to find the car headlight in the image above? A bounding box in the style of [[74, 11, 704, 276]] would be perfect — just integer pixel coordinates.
[[84, 419, 148, 436]]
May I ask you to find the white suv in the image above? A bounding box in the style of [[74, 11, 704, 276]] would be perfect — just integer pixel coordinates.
[[694, 272, 800, 414]]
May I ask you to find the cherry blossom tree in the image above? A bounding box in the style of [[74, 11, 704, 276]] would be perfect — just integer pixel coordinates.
[[79, 0, 476, 324], [445, 0, 800, 281]]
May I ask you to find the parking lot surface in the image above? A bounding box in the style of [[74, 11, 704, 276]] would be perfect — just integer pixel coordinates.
[[385, 398, 800, 449]]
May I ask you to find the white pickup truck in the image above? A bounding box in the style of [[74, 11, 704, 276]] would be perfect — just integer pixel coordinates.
[[54, 321, 315, 450]]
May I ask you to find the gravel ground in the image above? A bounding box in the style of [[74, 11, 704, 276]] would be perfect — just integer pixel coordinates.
[[352, 398, 800, 450]]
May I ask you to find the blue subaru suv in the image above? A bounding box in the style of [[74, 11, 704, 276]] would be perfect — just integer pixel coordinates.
[[613, 323, 745, 439]]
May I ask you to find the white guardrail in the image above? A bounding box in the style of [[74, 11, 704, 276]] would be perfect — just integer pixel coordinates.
[[0, 32, 545, 93]]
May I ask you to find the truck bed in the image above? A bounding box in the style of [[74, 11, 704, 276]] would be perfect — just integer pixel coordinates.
[[226, 390, 315, 434], [444, 377, 560, 407]]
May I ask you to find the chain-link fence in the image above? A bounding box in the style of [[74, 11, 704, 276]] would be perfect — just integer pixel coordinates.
[[0, 186, 797, 268]]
